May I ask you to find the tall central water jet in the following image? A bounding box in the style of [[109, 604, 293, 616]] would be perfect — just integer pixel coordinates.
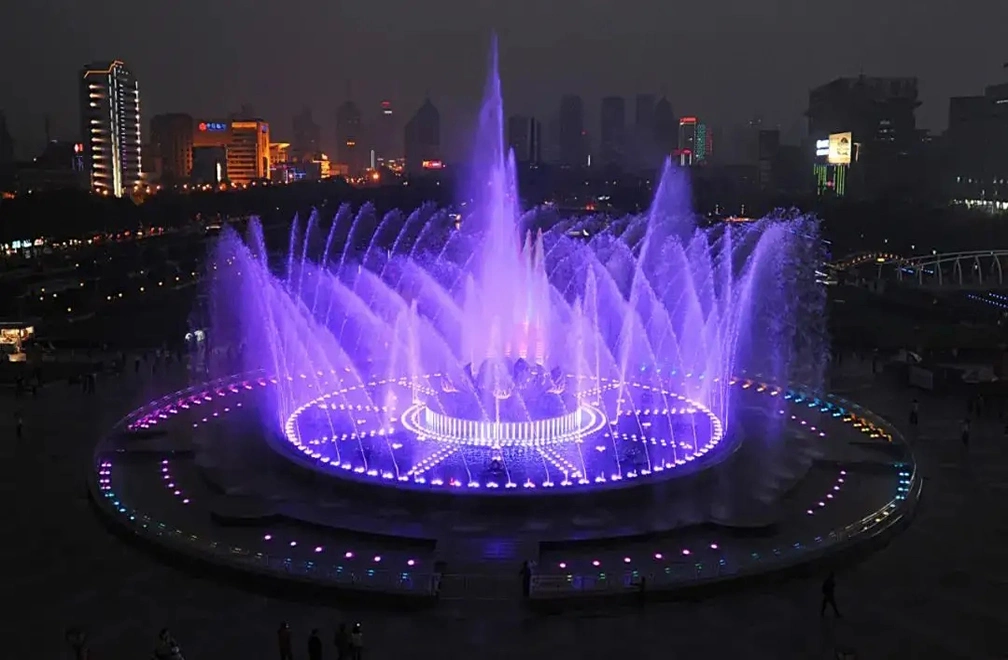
[[205, 36, 826, 495]]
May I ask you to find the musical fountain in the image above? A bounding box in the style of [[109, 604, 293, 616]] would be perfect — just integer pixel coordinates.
[[89, 39, 917, 599]]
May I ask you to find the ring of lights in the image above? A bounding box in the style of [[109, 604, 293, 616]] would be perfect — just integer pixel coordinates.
[[89, 371, 921, 598], [278, 374, 728, 493], [398, 403, 607, 448]]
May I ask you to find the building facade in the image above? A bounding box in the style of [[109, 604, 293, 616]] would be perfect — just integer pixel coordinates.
[[149, 113, 193, 183], [404, 99, 440, 175], [558, 95, 585, 168], [192, 119, 270, 185], [945, 80, 1008, 212], [599, 96, 626, 168], [806, 76, 922, 198], [336, 101, 363, 174], [80, 60, 143, 197]]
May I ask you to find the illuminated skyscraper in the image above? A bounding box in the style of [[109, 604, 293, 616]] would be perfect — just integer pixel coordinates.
[[80, 60, 143, 197]]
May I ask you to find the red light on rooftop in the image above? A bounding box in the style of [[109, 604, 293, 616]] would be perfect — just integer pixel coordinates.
[[381, 101, 391, 108], [680, 116, 697, 124]]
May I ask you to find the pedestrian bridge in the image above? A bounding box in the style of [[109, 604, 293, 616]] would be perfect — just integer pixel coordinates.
[[834, 250, 1008, 291]]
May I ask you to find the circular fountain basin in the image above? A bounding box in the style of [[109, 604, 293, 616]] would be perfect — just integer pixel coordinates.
[[277, 373, 729, 495]]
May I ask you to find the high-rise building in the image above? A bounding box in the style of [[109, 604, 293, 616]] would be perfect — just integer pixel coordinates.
[[507, 115, 542, 164], [558, 95, 585, 167], [192, 119, 270, 185], [599, 96, 626, 168], [228, 120, 270, 183], [678, 117, 698, 166], [80, 60, 143, 197], [806, 75, 922, 197], [336, 101, 363, 174], [375, 100, 398, 163], [945, 78, 1008, 211], [291, 107, 321, 163], [150, 113, 194, 183], [0, 110, 13, 165], [404, 99, 440, 175], [632, 94, 657, 170], [654, 98, 676, 161]]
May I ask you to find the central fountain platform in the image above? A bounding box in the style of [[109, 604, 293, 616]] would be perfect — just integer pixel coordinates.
[[274, 371, 728, 495]]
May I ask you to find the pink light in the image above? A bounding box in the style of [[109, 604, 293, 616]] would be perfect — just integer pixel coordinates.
[[263, 534, 272, 541], [592, 560, 600, 567], [407, 559, 415, 567], [682, 549, 691, 556], [344, 551, 354, 558], [289, 541, 297, 547], [314, 546, 323, 553], [559, 562, 567, 569], [709, 543, 718, 550], [654, 552, 663, 560], [373, 555, 382, 562], [623, 556, 631, 563]]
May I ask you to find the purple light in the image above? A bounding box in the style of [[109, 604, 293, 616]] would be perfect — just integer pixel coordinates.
[[263, 534, 272, 541], [345, 551, 354, 558], [682, 549, 691, 556], [592, 560, 600, 567], [314, 546, 323, 553], [558, 562, 567, 569], [407, 559, 415, 567], [654, 552, 663, 560], [373, 555, 381, 562], [199, 38, 823, 503], [623, 556, 631, 563], [709, 543, 718, 550]]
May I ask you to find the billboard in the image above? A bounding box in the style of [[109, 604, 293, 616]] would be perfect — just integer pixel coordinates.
[[828, 132, 852, 165], [197, 122, 227, 132]]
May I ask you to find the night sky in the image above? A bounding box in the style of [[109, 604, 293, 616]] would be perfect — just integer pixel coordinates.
[[4, 0, 1005, 158]]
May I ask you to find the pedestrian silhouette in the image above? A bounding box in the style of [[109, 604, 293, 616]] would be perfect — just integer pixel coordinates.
[[821, 571, 842, 618]]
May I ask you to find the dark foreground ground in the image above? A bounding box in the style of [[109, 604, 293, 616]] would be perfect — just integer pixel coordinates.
[[1, 358, 1006, 659]]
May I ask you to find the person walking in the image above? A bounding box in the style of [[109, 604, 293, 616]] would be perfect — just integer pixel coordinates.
[[820, 571, 842, 618], [278, 622, 294, 660]]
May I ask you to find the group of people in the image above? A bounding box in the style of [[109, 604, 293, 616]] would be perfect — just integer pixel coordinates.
[[279, 621, 363, 660]]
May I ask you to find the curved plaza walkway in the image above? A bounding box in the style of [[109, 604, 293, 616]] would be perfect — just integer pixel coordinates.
[[2, 358, 1006, 659]]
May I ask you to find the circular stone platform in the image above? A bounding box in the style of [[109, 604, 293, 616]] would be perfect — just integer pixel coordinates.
[[88, 372, 921, 601]]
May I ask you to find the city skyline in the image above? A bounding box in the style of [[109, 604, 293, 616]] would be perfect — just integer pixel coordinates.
[[2, 1, 1006, 158]]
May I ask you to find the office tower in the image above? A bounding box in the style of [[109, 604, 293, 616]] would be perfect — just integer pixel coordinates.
[[336, 101, 363, 174], [0, 110, 13, 165], [507, 115, 541, 164], [193, 119, 270, 185], [150, 113, 194, 182], [654, 97, 676, 160], [291, 107, 321, 162], [376, 100, 398, 163], [558, 95, 585, 167], [678, 117, 699, 166], [599, 96, 626, 168], [80, 60, 143, 197], [228, 120, 271, 183], [807, 75, 922, 196], [404, 99, 440, 175]]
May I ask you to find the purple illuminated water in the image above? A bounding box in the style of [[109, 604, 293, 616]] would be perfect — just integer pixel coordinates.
[[205, 40, 826, 493]]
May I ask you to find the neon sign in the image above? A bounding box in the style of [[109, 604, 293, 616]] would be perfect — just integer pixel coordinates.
[[422, 160, 444, 170], [198, 122, 227, 132]]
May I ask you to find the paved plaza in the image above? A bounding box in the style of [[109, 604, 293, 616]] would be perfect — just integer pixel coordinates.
[[2, 360, 1006, 659]]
